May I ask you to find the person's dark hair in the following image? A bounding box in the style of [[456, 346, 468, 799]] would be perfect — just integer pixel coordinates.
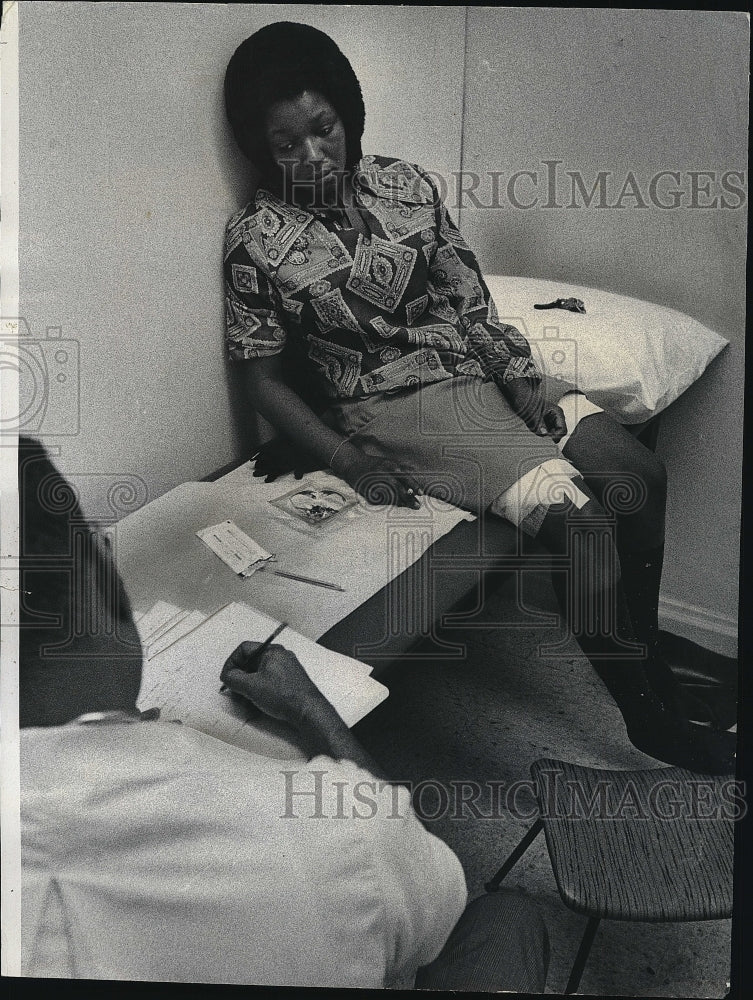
[[224, 21, 365, 180], [18, 437, 143, 726]]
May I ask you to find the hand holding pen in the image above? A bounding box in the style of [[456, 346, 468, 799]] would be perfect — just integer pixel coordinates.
[[219, 621, 287, 693], [219, 632, 325, 726]]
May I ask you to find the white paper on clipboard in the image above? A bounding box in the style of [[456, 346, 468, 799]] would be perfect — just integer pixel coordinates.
[[136, 602, 388, 758]]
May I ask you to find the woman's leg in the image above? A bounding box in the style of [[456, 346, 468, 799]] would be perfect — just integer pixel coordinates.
[[559, 413, 667, 543], [532, 477, 734, 773], [554, 412, 720, 725], [559, 411, 666, 657]]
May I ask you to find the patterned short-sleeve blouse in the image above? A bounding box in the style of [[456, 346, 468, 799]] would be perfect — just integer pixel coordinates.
[[223, 155, 541, 400]]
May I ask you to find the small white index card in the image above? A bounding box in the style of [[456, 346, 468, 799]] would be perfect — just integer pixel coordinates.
[[196, 520, 275, 577]]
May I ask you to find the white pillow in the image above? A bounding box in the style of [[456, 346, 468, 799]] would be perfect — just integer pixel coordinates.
[[484, 275, 729, 424]]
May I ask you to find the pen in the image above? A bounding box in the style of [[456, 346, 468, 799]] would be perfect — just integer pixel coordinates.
[[268, 568, 345, 592], [219, 620, 288, 693]]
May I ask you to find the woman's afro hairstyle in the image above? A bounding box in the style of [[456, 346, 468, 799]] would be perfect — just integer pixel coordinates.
[[224, 21, 366, 178]]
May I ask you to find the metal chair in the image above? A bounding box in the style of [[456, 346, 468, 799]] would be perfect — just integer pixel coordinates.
[[485, 758, 735, 994]]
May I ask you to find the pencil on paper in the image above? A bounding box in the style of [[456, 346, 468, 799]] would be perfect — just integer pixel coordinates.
[[269, 568, 345, 591]]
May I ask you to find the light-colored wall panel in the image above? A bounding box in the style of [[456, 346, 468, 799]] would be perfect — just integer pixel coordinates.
[[17, 2, 465, 517], [462, 7, 747, 651]]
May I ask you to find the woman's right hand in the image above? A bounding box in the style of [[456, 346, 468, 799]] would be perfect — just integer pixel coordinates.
[[332, 442, 422, 509], [242, 359, 421, 508], [252, 436, 323, 482]]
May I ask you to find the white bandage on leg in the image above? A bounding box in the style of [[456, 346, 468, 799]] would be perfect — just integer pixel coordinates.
[[556, 391, 604, 451], [490, 458, 590, 537]]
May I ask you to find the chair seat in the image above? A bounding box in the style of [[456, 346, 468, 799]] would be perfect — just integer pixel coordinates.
[[530, 759, 735, 922]]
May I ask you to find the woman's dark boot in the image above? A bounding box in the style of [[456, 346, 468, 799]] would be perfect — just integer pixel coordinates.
[[551, 553, 736, 775], [586, 655, 736, 775], [619, 544, 737, 730]]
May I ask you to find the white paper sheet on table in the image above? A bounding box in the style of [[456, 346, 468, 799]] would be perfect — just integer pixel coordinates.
[[135, 601, 183, 647], [146, 609, 208, 659], [136, 601, 388, 759]]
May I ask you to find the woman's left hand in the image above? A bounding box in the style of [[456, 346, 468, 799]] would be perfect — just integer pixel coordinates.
[[502, 377, 567, 443]]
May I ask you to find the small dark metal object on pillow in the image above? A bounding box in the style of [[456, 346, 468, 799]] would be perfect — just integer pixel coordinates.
[[534, 297, 586, 314]]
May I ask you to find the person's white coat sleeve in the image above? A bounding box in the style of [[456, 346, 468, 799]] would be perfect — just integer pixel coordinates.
[[309, 757, 468, 985]]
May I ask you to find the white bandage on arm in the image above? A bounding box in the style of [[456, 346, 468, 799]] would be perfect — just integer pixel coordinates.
[[490, 458, 590, 537]]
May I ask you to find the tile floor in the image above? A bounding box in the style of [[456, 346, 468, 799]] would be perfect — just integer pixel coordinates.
[[354, 571, 735, 997]]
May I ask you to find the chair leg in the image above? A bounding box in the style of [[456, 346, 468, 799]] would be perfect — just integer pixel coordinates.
[[484, 818, 543, 893], [565, 916, 600, 995]]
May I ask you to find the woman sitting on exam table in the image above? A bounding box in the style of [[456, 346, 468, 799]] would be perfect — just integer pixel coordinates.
[[221, 21, 733, 775]]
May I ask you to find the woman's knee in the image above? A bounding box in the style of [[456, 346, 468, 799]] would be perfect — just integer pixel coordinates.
[[565, 415, 667, 515], [537, 488, 615, 552]]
